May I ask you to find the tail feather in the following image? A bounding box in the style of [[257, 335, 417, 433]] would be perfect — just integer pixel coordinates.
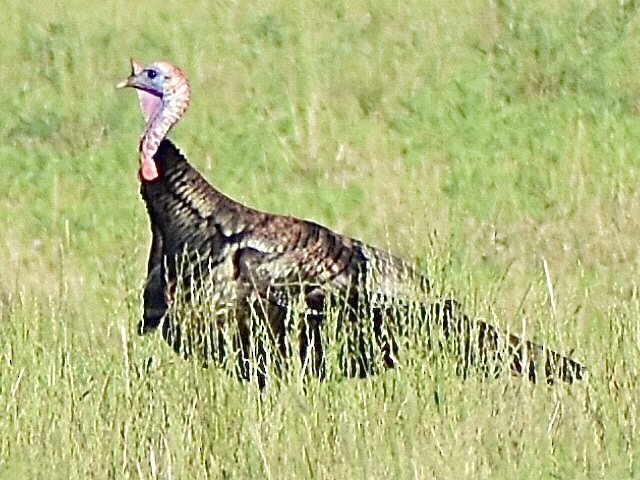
[[431, 300, 584, 384]]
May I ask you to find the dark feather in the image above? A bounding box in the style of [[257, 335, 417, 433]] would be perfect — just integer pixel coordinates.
[[139, 139, 585, 386]]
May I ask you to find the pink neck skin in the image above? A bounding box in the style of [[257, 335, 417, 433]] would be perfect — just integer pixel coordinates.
[[136, 90, 162, 180], [136, 88, 161, 123]]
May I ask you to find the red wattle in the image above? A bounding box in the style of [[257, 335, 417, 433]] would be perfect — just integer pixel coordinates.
[[141, 159, 159, 181]]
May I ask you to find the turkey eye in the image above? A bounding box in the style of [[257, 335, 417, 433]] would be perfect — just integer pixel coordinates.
[[146, 70, 157, 79]]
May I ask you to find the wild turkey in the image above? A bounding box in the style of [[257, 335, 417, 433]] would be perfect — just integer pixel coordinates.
[[117, 59, 585, 386]]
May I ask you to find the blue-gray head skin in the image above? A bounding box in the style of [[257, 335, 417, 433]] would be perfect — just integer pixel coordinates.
[[117, 59, 191, 181]]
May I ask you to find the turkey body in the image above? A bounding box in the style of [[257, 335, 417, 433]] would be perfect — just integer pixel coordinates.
[[140, 139, 425, 383], [138, 140, 583, 386]]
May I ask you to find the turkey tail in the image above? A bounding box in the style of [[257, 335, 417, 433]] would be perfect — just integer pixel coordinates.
[[430, 300, 584, 384]]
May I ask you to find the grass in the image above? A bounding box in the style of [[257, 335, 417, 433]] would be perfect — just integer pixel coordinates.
[[1, 0, 640, 477]]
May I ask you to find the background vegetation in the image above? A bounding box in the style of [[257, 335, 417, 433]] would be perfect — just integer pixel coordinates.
[[1, 0, 639, 477]]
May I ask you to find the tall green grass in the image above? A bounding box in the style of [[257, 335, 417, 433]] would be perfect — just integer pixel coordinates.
[[1, 0, 639, 477]]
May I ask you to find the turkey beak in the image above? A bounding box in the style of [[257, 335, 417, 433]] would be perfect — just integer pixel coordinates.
[[116, 76, 134, 89], [116, 58, 145, 89]]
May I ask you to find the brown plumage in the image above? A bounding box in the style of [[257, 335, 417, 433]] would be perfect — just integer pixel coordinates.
[[117, 59, 585, 386]]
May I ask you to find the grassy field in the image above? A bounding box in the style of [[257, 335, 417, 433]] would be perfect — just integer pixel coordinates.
[[1, 0, 640, 477]]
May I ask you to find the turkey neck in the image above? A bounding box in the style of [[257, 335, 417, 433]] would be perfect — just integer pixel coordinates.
[[139, 69, 191, 175]]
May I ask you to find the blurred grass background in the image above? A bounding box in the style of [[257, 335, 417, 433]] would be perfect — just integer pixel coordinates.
[[1, 0, 639, 478]]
